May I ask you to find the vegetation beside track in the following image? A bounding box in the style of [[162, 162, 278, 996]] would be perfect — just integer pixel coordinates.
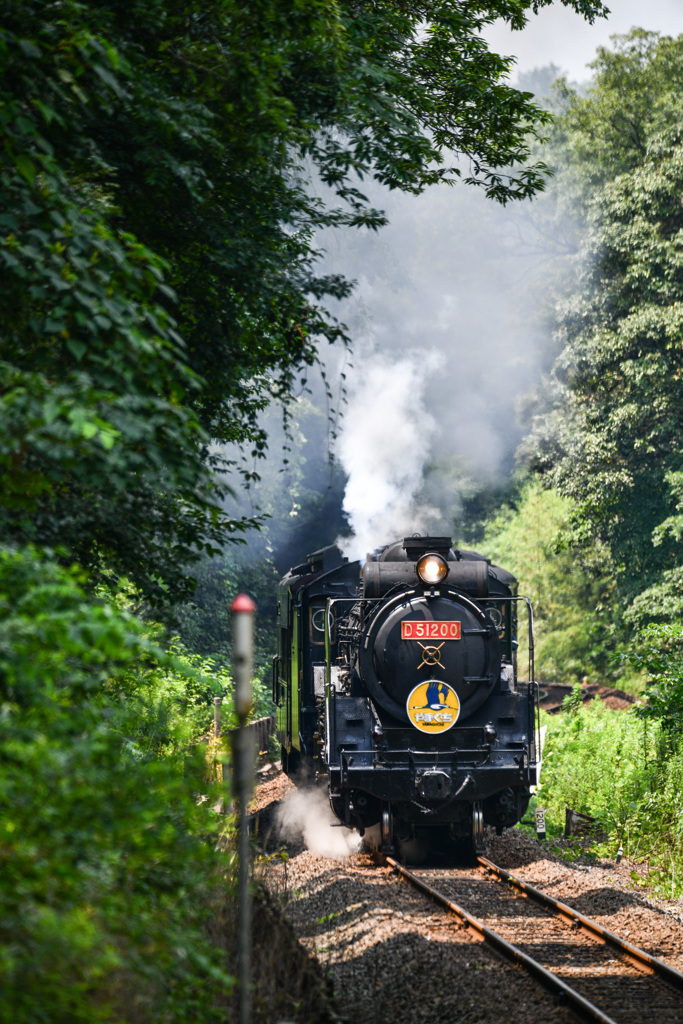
[[7, 4, 683, 1020], [524, 698, 683, 898], [0, 546, 236, 1023], [2, 2, 617, 1020]]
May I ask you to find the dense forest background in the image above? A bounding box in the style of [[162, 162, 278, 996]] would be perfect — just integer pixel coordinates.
[[182, 29, 683, 706], [4, 1, 683, 1020]]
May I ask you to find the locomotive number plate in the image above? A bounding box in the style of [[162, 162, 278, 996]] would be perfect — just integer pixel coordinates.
[[401, 620, 461, 640]]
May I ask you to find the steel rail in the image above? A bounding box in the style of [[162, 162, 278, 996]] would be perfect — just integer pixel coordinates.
[[384, 854, 620, 1024], [477, 855, 683, 992]]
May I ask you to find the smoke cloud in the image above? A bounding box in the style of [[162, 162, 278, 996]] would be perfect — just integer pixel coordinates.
[[336, 348, 444, 560], [276, 787, 362, 860], [314, 106, 581, 553], [218, 68, 582, 568]]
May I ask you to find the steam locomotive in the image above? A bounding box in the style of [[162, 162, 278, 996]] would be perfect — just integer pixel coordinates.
[[273, 536, 539, 857]]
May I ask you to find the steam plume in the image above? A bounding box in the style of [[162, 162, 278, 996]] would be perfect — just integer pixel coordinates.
[[335, 348, 444, 560], [315, 124, 578, 554], [276, 787, 362, 860]]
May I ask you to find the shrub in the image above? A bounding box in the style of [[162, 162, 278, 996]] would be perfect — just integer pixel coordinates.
[[626, 622, 683, 736], [0, 545, 235, 1023], [538, 699, 683, 894]]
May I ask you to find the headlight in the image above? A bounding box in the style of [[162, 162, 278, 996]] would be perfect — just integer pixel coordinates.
[[416, 552, 448, 584]]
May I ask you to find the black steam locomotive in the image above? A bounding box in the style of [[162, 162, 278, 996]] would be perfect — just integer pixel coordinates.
[[273, 536, 539, 857]]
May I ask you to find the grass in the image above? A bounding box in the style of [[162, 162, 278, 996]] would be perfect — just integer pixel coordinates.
[[531, 700, 683, 898]]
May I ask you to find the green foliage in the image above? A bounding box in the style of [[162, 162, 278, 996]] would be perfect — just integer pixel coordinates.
[[561, 682, 585, 713], [538, 702, 683, 894], [0, 2, 246, 602], [171, 395, 351, 678], [512, 34, 683, 882], [0, 3, 623, 1018], [626, 568, 683, 629], [554, 135, 683, 593], [172, 552, 281, 673], [523, 30, 683, 643], [556, 30, 683, 188], [0, 0, 609, 600], [625, 622, 683, 735], [0, 545, 237, 1024], [482, 479, 617, 682], [105, 637, 224, 760], [116, 633, 275, 749]]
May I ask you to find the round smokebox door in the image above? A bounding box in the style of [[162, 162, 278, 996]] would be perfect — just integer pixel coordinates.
[[358, 593, 499, 724]]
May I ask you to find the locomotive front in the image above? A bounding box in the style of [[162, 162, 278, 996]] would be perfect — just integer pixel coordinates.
[[273, 536, 539, 857]]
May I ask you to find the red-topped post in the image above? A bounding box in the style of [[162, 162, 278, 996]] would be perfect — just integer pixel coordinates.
[[232, 592, 256, 722], [231, 593, 256, 1024]]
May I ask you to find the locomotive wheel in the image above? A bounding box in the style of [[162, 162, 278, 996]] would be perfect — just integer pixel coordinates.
[[471, 801, 485, 857], [380, 802, 394, 855], [452, 802, 485, 863]]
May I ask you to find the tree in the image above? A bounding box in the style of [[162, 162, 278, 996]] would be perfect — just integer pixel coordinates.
[[551, 30, 683, 190], [525, 32, 683, 611], [1, 0, 608, 601], [482, 478, 615, 682]]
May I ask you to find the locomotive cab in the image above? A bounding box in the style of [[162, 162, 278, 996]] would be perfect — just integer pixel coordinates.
[[274, 536, 539, 858]]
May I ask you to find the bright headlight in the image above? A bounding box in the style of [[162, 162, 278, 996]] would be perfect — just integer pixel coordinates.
[[416, 552, 448, 584]]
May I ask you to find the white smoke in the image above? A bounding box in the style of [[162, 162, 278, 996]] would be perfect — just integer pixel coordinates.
[[335, 347, 445, 560], [276, 787, 362, 860], [313, 139, 582, 555]]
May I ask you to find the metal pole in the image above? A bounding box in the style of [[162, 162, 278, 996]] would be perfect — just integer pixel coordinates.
[[213, 696, 229, 812], [231, 593, 256, 1024]]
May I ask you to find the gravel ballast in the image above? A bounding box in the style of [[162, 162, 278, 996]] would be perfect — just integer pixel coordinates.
[[254, 769, 683, 1023]]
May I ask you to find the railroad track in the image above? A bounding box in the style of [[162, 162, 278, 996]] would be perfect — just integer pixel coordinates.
[[379, 853, 683, 1024]]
